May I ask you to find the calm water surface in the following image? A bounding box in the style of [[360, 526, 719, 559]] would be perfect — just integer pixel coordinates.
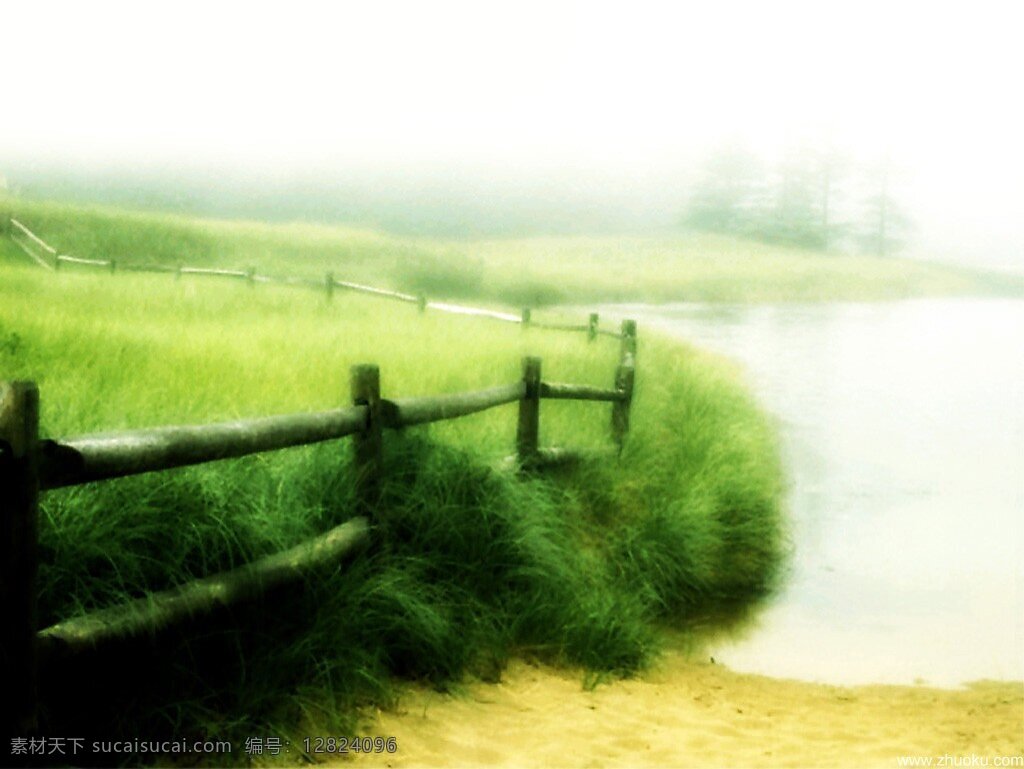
[[606, 298, 1024, 686]]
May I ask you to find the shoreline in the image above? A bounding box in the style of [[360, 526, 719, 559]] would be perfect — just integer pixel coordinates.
[[332, 650, 1024, 769]]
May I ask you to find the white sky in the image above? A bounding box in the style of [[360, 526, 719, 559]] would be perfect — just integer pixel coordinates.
[[3, 0, 1022, 265]]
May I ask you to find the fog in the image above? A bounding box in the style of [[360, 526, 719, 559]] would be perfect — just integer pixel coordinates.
[[2, 1, 1020, 270]]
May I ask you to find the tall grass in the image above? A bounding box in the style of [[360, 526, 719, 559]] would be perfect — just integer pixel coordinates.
[[1, 235, 784, 763], [5, 196, 1020, 306]]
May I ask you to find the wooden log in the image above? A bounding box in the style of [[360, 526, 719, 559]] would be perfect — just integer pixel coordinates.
[[588, 313, 599, 342], [350, 365, 383, 520], [37, 517, 370, 664], [334, 279, 419, 304], [54, 255, 108, 267], [620, 319, 638, 364], [539, 382, 625, 402], [118, 263, 180, 274], [516, 357, 541, 465], [0, 382, 41, 736], [531, 321, 589, 332], [38, 406, 368, 490], [384, 382, 525, 428], [611, 362, 635, 451], [423, 302, 521, 323], [10, 235, 56, 272], [10, 219, 56, 254], [257, 274, 320, 289], [179, 267, 248, 278]]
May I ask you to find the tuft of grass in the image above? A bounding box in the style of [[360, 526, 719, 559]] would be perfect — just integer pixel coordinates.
[[2, 218, 786, 763]]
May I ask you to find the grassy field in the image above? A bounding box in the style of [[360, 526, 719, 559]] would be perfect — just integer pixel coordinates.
[[0, 243, 784, 763], [5, 196, 1021, 306]]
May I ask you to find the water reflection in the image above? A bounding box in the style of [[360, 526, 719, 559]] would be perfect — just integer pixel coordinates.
[[609, 299, 1024, 686]]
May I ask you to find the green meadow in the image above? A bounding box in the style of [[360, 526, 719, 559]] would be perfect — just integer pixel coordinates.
[[6, 197, 1020, 307], [0, 240, 784, 759]]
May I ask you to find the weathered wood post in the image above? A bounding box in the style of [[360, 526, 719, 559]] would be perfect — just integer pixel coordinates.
[[611, 361, 635, 452], [587, 312, 599, 342], [620, 318, 637, 363], [0, 382, 41, 738], [325, 272, 335, 301], [350, 365, 383, 520], [612, 319, 637, 451], [521, 308, 531, 328], [516, 357, 541, 467]]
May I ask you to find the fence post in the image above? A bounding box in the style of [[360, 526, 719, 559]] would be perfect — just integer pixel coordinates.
[[350, 364, 383, 521], [325, 272, 335, 302], [0, 382, 41, 739], [521, 308, 531, 328], [588, 312, 599, 342], [516, 357, 541, 467], [246, 266, 257, 287], [612, 319, 637, 451], [611, 361, 635, 452], [109, 259, 117, 275], [417, 295, 427, 314], [54, 255, 61, 272], [175, 264, 182, 281], [620, 318, 637, 363]]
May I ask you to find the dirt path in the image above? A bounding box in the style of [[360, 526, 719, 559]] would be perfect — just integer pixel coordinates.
[[333, 651, 1023, 769]]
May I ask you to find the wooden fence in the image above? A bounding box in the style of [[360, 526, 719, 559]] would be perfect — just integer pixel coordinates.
[[4, 215, 622, 341], [0, 319, 638, 736]]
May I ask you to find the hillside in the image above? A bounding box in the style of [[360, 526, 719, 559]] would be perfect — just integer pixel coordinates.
[[4, 197, 1020, 306]]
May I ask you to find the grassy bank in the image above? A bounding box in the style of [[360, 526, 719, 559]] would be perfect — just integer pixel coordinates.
[[1, 252, 784, 762], [5, 196, 1021, 306]]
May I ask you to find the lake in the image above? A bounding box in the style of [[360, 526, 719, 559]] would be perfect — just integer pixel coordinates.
[[605, 298, 1024, 686]]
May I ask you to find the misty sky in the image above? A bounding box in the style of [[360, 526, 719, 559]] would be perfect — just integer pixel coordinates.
[[3, 0, 1021, 269]]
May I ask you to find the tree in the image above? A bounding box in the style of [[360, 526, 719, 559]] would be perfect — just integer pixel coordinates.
[[684, 144, 765, 235], [757, 143, 851, 251], [856, 154, 912, 257]]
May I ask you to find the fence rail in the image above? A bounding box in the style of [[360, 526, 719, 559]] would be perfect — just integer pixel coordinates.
[[539, 382, 625, 402], [37, 517, 371, 663], [4, 215, 614, 342], [38, 406, 370, 490], [10, 218, 56, 254], [8, 217, 56, 271]]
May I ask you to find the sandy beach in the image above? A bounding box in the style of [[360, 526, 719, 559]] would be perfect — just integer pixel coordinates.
[[335, 651, 1023, 769]]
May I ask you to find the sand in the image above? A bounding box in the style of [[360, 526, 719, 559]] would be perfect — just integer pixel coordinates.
[[332, 652, 1024, 769]]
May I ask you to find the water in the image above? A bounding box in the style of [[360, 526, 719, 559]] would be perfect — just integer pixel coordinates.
[[607, 298, 1024, 687]]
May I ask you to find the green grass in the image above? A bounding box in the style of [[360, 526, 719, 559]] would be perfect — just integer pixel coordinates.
[[0, 206, 786, 764], [5, 196, 1020, 306]]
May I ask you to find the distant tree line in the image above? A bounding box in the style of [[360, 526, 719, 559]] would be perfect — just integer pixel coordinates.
[[684, 144, 911, 256]]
